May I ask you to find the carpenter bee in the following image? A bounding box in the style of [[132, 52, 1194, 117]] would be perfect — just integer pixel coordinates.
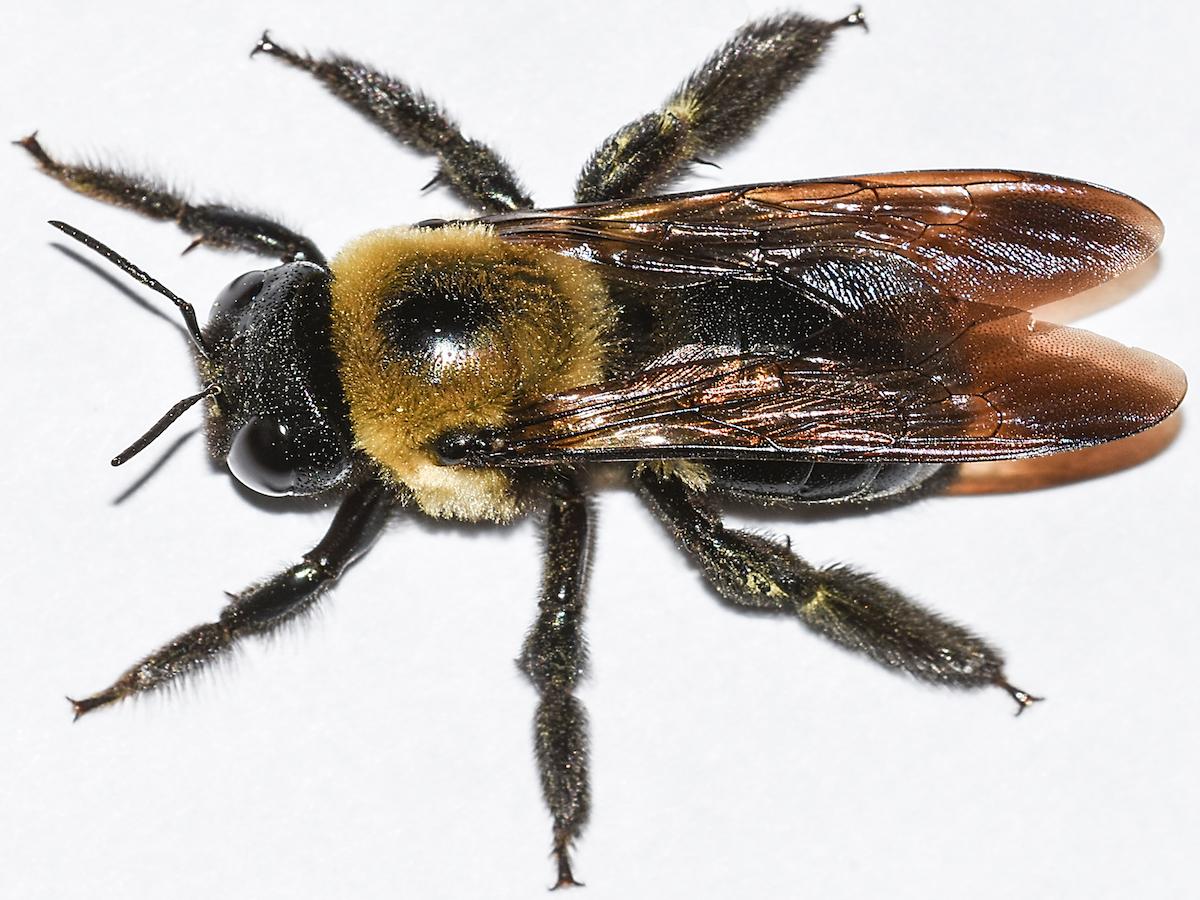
[[20, 9, 1186, 889]]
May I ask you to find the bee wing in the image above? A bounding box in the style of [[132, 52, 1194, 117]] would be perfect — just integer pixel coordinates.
[[476, 317, 1183, 464], [469, 172, 1183, 466], [488, 170, 1163, 312]]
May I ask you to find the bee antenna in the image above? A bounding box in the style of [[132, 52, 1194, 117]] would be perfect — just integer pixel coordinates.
[[111, 384, 221, 466], [48, 220, 211, 359]]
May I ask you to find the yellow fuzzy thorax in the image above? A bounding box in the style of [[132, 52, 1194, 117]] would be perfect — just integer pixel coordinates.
[[328, 224, 613, 521]]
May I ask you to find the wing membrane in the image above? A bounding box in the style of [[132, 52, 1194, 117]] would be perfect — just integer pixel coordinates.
[[488, 171, 1163, 311], [479, 319, 1183, 464], [471, 172, 1183, 466]]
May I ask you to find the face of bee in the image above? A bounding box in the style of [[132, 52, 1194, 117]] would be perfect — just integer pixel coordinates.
[[201, 262, 353, 497]]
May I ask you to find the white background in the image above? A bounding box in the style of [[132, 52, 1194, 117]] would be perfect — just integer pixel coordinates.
[[2, 2, 1197, 898]]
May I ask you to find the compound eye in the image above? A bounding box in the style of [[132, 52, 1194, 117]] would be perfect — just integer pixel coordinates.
[[227, 415, 299, 496], [211, 271, 266, 320]]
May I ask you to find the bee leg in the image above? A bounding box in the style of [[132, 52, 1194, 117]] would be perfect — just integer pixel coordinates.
[[635, 466, 1038, 710], [15, 134, 323, 263], [518, 475, 591, 888], [251, 34, 533, 215], [575, 9, 867, 203], [69, 476, 397, 718]]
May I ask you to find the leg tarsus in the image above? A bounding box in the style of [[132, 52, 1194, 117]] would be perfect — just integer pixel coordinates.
[[70, 618, 233, 718], [552, 831, 583, 889], [251, 30, 278, 59], [996, 677, 1044, 715], [841, 6, 868, 31], [69, 692, 119, 721]]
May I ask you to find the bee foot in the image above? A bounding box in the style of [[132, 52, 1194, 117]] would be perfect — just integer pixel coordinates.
[[996, 678, 1044, 715]]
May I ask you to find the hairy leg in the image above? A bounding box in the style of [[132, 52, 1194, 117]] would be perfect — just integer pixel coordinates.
[[635, 465, 1037, 709], [17, 134, 323, 263], [518, 475, 592, 887], [71, 477, 399, 717], [253, 34, 533, 214], [575, 9, 866, 203]]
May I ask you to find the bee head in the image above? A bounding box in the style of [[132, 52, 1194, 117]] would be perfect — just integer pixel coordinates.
[[52, 222, 353, 498], [201, 262, 353, 496]]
